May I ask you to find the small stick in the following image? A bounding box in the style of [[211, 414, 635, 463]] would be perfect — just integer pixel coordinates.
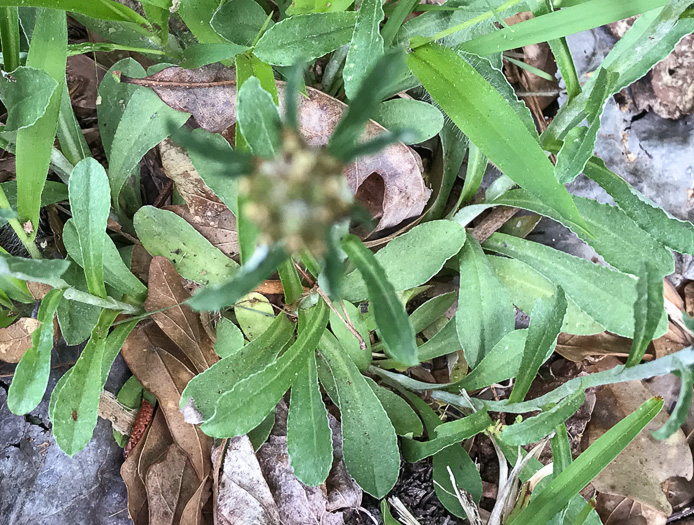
[[313, 285, 367, 351], [471, 206, 519, 243]]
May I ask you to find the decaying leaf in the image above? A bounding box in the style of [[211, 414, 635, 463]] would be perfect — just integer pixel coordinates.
[[584, 362, 694, 516], [125, 65, 430, 231], [26, 281, 53, 300], [595, 493, 667, 525], [555, 332, 634, 362], [165, 204, 239, 258], [0, 317, 41, 363], [144, 257, 219, 374]]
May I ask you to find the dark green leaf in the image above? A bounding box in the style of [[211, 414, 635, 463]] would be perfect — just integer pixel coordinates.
[[0, 66, 58, 132], [211, 0, 271, 47], [626, 262, 664, 367], [236, 76, 281, 158], [343, 0, 384, 99]]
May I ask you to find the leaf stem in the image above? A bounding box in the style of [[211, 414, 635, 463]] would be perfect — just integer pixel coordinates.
[[66, 42, 168, 57]]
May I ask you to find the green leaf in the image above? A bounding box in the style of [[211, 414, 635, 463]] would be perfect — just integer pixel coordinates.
[[56, 263, 102, 346], [626, 262, 664, 367], [0, 252, 70, 288], [342, 220, 466, 302], [236, 76, 281, 158], [0, 180, 68, 211], [365, 377, 423, 437], [508, 288, 566, 403], [552, 422, 572, 477], [342, 234, 419, 367], [52, 309, 120, 456], [652, 360, 693, 440], [187, 245, 285, 311], [373, 99, 443, 144], [113, 375, 145, 446], [329, 301, 371, 372], [0, 6, 20, 72], [0, 0, 150, 26], [502, 388, 585, 446], [105, 72, 189, 216], [57, 81, 90, 166], [414, 317, 458, 362], [235, 291, 275, 341], [287, 350, 333, 486], [201, 301, 328, 437], [134, 206, 239, 286], [7, 289, 63, 415], [254, 12, 357, 66], [509, 397, 663, 525], [0, 66, 58, 132], [15, 9, 66, 237], [211, 0, 271, 47], [409, 292, 456, 334], [213, 317, 245, 358], [408, 43, 586, 233], [482, 233, 668, 339], [67, 158, 110, 298], [343, 0, 384, 100], [458, 0, 669, 56], [177, 0, 228, 44], [584, 157, 694, 255], [180, 43, 248, 69], [488, 256, 603, 336], [180, 313, 294, 420], [457, 233, 515, 368], [278, 258, 303, 305], [380, 500, 400, 525], [319, 330, 400, 498], [471, 188, 675, 277], [401, 409, 492, 462], [63, 221, 147, 303]]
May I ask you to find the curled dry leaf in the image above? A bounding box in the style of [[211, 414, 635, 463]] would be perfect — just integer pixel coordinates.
[[144, 256, 219, 374], [0, 317, 41, 363], [125, 66, 430, 231], [584, 360, 694, 516]]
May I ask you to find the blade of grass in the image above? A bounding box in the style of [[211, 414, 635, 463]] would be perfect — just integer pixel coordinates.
[[381, 0, 419, 47], [0, 6, 20, 72], [15, 8, 67, 241], [0, 0, 151, 27], [57, 81, 90, 166]]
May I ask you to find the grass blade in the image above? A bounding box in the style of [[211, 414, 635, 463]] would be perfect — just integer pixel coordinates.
[[0, 6, 20, 72]]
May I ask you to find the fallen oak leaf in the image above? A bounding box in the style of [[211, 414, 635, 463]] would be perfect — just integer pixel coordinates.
[[124, 65, 430, 231], [0, 317, 41, 363]]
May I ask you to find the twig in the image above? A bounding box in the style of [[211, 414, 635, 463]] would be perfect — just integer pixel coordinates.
[[313, 285, 367, 351], [471, 206, 519, 243], [98, 390, 138, 436]]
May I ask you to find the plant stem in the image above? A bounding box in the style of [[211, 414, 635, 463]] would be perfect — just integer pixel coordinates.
[[0, 7, 20, 72], [313, 284, 367, 351], [66, 42, 168, 57]]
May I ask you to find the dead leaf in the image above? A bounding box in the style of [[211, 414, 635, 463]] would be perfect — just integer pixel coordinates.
[[125, 65, 430, 231], [0, 317, 41, 363], [596, 493, 667, 525], [684, 282, 694, 318], [121, 322, 213, 480], [583, 360, 694, 515], [164, 204, 239, 259], [26, 281, 52, 300], [555, 332, 635, 362], [145, 256, 219, 374]]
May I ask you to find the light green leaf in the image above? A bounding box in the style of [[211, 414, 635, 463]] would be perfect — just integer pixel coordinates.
[[0, 6, 20, 72], [287, 351, 333, 486], [52, 309, 120, 456], [254, 12, 357, 66], [211, 0, 271, 47], [57, 81, 90, 166], [0, 252, 70, 288], [0, 180, 68, 211], [343, 0, 384, 100], [457, 233, 515, 368], [373, 99, 443, 145], [408, 43, 586, 233], [409, 292, 456, 335], [0, 66, 58, 132], [482, 233, 668, 339], [319, 330, 400, 498], [56, 263, 102, 346], [213, 317, 245, 358], [63, 220, 147, 303], [584, 157, 694, 255], [68, 158, 110, 298], [113, 375, 145, 446], [502, 388, 585, 446], [510, 397, 663, 525], [342, 234, 419, 367], [7, 289, 63, 415], [0, 0, 150, 26], [329, 301, 371, 372], [134, 206, 239, 286], [652, 360, 693, 440], [180, 313, 294, 420], [415, 317, 458, 362], [342, 220, 466, 302], [180, 43, 248, 69], [201, 301, 328, 436], [15, 9, 66, 238], [235, 292, 275, 341], [365, 377, 423, 437], [488, 256, 603, 336], [177, 0, 228, 44], [401, 409, 492, 462], [236, 76, 281, 158], [458, 0, 670, 56], [626, 262, 664, 367]]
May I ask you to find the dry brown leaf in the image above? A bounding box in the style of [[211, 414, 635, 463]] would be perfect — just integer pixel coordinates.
[[684, 282, 694, 318], [125, 66, 430, 231], [180, 476, 212, 525], [130, 243, 153, 283], [121, 322, 213, 480], [164, 204, 238, 259], [555, 332, 635, 362], [26, 281, 52, 300], [584, 361, 694, 515], [145, 256, 218, 374], [146, 444, 202, 525], [596, 493, 667, 525], [0, 317, 40, 363]]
